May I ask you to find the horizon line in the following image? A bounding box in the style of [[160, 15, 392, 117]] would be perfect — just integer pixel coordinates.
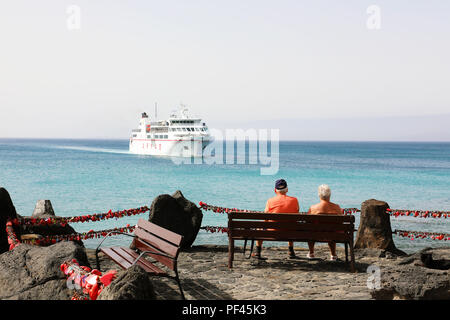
[[1, 137, 449, 143]]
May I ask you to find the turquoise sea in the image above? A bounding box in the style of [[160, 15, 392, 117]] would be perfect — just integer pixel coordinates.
[[0, 139, 449, 254]]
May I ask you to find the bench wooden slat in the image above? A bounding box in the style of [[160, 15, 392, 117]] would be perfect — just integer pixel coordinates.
[[137, 219, 183, 246], [120, 247, 167, 275], [230, 230, 351, 242], [102, 246, 168, 275], [229, 212, 355, 223], [100, 247, 133, 269], [229, 220, 354, 232], [134, 227, 179, 258], [133, 238, 176, 270], [110, 247, 137, 266]]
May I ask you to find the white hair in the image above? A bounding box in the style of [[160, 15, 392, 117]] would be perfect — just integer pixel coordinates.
[[318, 184, 331, 200], [276, 187, 288, 194]]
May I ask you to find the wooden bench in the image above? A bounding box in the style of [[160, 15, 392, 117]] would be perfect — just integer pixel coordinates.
[[95, 218, 185, 299], [227, 212, 356, 272]]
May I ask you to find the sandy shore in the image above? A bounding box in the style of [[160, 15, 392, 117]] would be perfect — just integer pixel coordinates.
[[88, 244, 386, 300]]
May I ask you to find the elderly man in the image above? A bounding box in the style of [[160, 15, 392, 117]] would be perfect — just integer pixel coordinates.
[[307, 184, 342, 261], [252, 179, 299, 259]]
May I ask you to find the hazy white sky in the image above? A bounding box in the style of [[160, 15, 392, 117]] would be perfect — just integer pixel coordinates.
[[0, 1, 449, 140]]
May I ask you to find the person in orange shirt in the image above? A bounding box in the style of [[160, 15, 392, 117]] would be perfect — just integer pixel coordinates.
[[252, 179, 299, 259], [307, 184, 342, 261]]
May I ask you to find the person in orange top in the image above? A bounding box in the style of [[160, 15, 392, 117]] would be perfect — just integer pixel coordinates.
[[252, 179, 299, 259], [307, 184, 342, 261]]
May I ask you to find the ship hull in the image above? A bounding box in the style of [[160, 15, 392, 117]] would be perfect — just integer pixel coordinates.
[[129, 137, 212, 157]]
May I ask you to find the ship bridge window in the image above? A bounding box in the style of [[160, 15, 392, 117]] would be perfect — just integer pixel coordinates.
[[182, 128, 186, 131]]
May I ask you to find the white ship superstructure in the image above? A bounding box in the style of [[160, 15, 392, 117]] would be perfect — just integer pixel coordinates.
[[129, 105, 212, 157]]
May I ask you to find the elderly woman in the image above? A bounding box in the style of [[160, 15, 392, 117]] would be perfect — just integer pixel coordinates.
[[307, 184, 342, 261]]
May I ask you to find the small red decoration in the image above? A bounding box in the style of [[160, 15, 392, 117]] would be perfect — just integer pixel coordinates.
[[61, 259, 118, 300], [394, 229, 449, 241]]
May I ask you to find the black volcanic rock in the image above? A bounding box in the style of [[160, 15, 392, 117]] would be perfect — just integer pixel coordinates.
[[0, 241, 89, 300], [97, 265, 156, 300], [355, 199, 406, 256], [149, 190, 203, 249], [371, 247, 450, 300], [0, 187, 18, 254]]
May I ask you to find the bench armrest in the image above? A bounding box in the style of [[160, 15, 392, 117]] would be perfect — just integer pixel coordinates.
[[95, 231, 136, 253], [131, 250, 174, 266]]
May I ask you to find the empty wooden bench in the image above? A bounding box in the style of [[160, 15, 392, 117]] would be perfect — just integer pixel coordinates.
[[95, 218, 185, 299], [227, 212, 356, 272]]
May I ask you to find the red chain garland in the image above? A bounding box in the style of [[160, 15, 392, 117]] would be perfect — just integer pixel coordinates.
[[8, 206, 149, 227], [199, 201, 449, 219], [198, 201, 262, 214], [5, 205, 148, 250], [201, 226, 229, 233], [6, 220, 20, 250], [9, 202, 449, 248], [342, 208, 361, 215], [387, 209, 449, 219], [200, 225, 450, 241], [199, 201, 360, 215], [5, 205, 148, 249], [23, 224, 136, 246], [6, 218, 135, 248], [394, 229, 450, 241], [198, 202, 450, 240]]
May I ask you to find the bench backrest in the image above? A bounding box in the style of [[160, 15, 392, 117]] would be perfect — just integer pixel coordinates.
[[132, 218, 183, 270], [228, 212, 355, 243]]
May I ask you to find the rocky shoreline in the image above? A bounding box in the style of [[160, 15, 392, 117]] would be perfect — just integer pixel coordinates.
[[91, 244, 449, 300], [0, 238, 448, 300]]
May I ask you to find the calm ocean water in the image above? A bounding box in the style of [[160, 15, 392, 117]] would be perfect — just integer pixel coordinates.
[[0, 138, 449, 254]]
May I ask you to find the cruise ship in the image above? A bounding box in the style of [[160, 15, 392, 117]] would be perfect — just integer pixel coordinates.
[[129, 105, 212, 157]]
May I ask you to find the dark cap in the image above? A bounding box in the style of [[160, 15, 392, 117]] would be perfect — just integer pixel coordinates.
[[275, 179, 287, 190]]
